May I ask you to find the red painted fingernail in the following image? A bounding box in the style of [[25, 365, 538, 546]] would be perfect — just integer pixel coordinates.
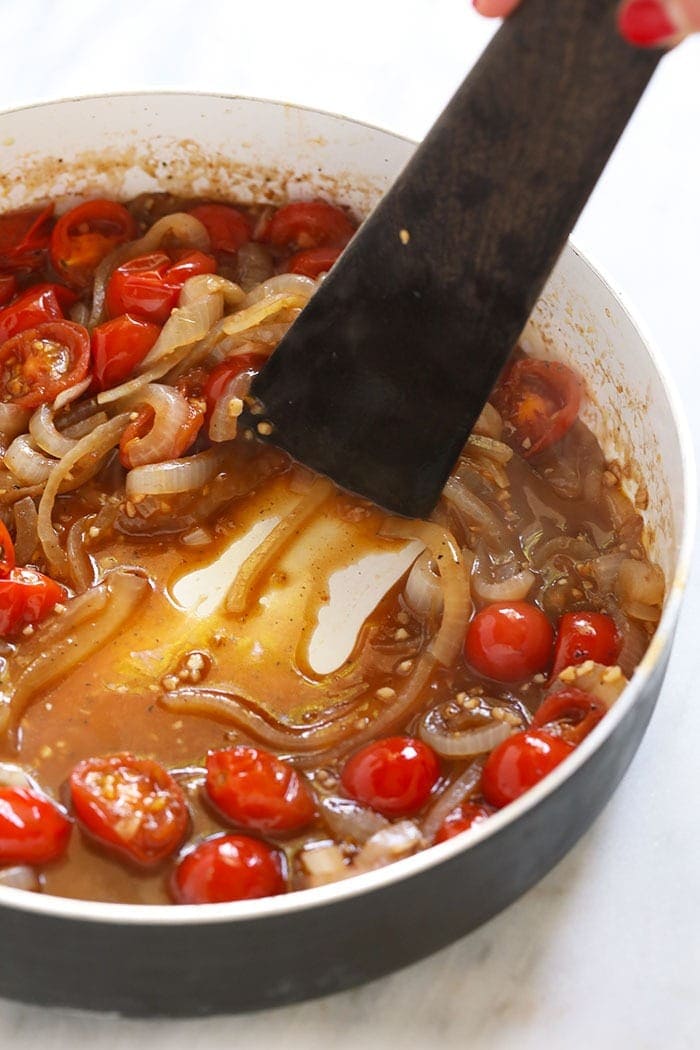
[[618, 0, 677, 46]]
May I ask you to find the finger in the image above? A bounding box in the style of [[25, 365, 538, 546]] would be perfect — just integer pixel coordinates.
[[472, 0, 522, 16], [617, 0, 700, 46]]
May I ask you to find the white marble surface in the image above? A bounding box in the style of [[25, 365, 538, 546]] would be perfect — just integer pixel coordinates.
[[0, 1, 699, 1046]]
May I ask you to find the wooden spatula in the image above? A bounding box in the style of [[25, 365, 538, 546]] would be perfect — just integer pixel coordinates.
[[244, 0, 661, 518]]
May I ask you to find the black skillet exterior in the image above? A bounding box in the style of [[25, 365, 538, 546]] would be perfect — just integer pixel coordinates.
[[0, 653, 667, 1015]]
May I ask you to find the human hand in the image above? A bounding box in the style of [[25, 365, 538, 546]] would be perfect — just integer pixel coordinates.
[[473, 0, 700, 47]]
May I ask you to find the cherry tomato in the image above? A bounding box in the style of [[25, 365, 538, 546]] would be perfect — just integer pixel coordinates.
[[0, 787, 71, 864], [493, 358, 582, 457], [0, 283, 77, 344], [50, 199, 136, 288], [90, 314, 161, 392], [0, 203, 54, 271], [118, 398, 204, 469], [532, 687, 607, 746], [188, 204, 252, 253], [205, 747, 316, 834], [482, 729, 573, 808], [551, 611, 621, 680], [0, 568, 66, 636], [263, 201, 355, 250], [465, 601, 554, 683], [105, 250, 216, 324], [0, 275, 17, 308], [69, 753, 189, 867], [341, 736, 440, 817], [203, 354, 266, 418], [435, 801, 493, 843], [285, 246, 343, 278], [0, 320, 90, 409], [171, 834, 286, 905]]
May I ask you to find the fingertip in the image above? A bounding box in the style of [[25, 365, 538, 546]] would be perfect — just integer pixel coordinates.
[[473, 0, 520, 17]]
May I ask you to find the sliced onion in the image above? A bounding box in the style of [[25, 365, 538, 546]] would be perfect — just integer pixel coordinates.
[[300, 843, 348, 887], [353, 821, 422, 873], [320, 797, 389, 845], [0, 404, 30, 444], [139, 288, 224, 369], [126, 448, 221, 497], [29, 404, 76, 458], [4, 436, 55, 485], [0, 762, 37, 790], [0, 570, 149, 734], [584, 551, 626, 592], [66, 517, 96, 592], [12, 497, 38, 565], [179, 274, 244, 309], [121, 384, 195, 468], [616, 558, 664, 608], [472, 402, 503, 441], [443, 475, 512, 550], [404, 550, 442, 618], [243, 273, 317, 305], [0, 866, 41, 892], [383, 518, 469, 667], [530, 535, 597, 570], [471, 557, 535, 604], [419, 716, 513, 758], [136, 212, 210, 254], [466, 434, 513, 465], [37, 413, 130, 577], [52, 376, 92, 413], [60, 411, 109, 440], [208, 370, 252, 443], [421, 760, 485, 844], [553, 660, 628, 708], [221, 293, 310, 339]]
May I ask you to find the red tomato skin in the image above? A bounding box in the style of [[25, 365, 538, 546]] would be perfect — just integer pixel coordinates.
[[435, 802, 493, 843], [0, 320, 91, 409], [286, 246, 343, 278], [494, 357, 582, 456], [0, 519, 15, 572], [0, 283, 76, 344], [90, 314, 161, 392], [203, 355, 266, 417], [205, 747, 316, 834], [0, 203, 54, 271], [532, 687, 607, 746], [69, 753, 189, 868], [341, 736, 440, 817], [0, 787, 71, 864], [482, 729, 574, 809], [551, 611, 621, 680], [465, 601, 554, 683], [0, 275, 17, 308], [50, 199, 136, 287], [171, 834, 286, 905], [188, 204, 252, 252], [0, 568, 66, 636], [263, 201, 355, 250], [106, 250, 216, 324]]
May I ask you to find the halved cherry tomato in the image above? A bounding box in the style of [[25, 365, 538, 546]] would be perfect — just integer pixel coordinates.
[[0, 320, 90, 409], [286, 246, 343, 278], [263, 201, 355, 250], [0, 283, 77, 345], [203, 354, 266, 418], [90, 314, 161, 392], [435, 801, 493, 843], [551, 611, 621, 680], [205, 747, 316, 834], [171, 834, 286, 905], [493, 358, 582, 457], [0, 203, 54, 271], [105, 250, 216, 324], [118, 398, 204, 470], [465, 601, 554, 683], [0, 275, 17, 309], [50, 199, 136, 288], [69, 753, 189, 868], [341, 736, 440, 817], [482, 729, 573, 808], [0, 568, 66, 636], [532, 687, 607, 746], [188, 204, 252, 253], [0, 787, 71, 864]]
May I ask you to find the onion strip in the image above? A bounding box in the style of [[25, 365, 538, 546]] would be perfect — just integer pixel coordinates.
[[421, 760, 485, 844], [125, 448, 222, 498]]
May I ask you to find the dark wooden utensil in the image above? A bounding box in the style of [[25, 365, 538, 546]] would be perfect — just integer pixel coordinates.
[[245, 0, 661, 517]]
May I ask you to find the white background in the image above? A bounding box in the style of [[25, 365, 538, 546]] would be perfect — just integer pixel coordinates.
[[0, 1, 699, 1047]]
